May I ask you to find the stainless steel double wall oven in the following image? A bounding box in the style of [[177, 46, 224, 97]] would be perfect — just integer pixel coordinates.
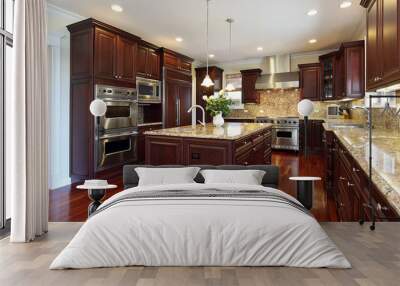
[[94, 85, 138, 172]]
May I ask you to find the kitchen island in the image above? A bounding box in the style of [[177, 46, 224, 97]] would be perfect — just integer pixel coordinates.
[[144, 123, 272, 165]]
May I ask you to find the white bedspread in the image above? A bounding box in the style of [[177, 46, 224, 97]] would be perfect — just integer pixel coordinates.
[[50, 183, 351, 269]]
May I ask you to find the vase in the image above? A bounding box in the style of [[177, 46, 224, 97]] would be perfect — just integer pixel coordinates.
[[212, 112, 224, 127]]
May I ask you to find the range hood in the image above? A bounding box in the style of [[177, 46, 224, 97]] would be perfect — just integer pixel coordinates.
[[255, 54, 299, 89]]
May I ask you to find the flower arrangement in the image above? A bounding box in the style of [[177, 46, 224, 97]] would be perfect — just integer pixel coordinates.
[[202, 90, 233, 117]]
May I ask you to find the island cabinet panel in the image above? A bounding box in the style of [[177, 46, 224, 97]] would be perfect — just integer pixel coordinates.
[[145, 136, 184, 165], [145, 126, 272, 165], [184, 139, 233, 165], [325, 130, 400, 221], [137, 124, 163, 163]]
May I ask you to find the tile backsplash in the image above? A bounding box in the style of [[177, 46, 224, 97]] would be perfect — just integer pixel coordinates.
[[228, 89, 332, 119]]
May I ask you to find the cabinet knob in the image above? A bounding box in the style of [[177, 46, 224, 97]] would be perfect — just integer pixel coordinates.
[[352, 167, 360, 173], [347, 182, 355, 187], [244, 161, 248, 166], [339, 176, 346, 181], [377, 203, 388, 211]]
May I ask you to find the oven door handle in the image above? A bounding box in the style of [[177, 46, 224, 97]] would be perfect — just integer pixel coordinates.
[[100, 98, 138, 103], [99, 131, 138, 140]]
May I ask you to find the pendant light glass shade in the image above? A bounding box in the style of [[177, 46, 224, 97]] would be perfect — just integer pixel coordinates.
[[201, 0, 214, 87], [225, 83, 235, 91], [201, 74, 214, 87]]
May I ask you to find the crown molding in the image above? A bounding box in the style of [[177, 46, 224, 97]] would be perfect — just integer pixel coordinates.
[[47, 3, 85, 21]]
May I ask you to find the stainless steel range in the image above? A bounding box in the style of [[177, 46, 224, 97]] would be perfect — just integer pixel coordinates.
[[256, 116, 299, 151]]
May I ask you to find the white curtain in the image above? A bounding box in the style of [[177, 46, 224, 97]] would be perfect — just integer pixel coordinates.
[[9, 0, 49, 242]]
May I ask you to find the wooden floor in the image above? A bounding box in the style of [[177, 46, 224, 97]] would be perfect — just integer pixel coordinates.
[[1, 222, 399, 286], [49, 151, 337, 222]]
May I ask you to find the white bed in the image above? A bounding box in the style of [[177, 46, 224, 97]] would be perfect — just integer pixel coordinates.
[[50, 183, 351, 269]]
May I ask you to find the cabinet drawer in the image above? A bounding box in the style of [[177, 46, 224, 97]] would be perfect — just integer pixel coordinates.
[[235, 151, 251, 166], [235, 137, 253, 155]]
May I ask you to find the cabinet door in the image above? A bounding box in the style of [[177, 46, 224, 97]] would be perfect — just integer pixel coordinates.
[[136, 45, 148, 78], [367, 0, 381, 89], [381, 0, 400, 83], [164, 80, 179, 128], [117, 36, 137, 83], [345, 46, 365, 98], [164, 52, 179, 69], [299, 66, 320, 101], [178, 58, 192, 73], [94, 28, 117, 80], [178, 83, 192, 126], [241, 71, 261, 104], [148, 49, 160, 79]]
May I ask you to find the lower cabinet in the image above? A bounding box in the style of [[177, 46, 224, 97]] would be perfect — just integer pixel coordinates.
[[300, 119, 324, 152], [325, 130, 399, 221], [137, 124, 162, 163], [145, 128, 272, 165]]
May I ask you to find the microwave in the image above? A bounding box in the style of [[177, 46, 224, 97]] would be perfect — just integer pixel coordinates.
[[136, 77, 161, 103], [327, 104, 341, 119]]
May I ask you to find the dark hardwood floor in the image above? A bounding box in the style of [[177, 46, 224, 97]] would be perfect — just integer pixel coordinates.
[[49, 150, 337, 222]]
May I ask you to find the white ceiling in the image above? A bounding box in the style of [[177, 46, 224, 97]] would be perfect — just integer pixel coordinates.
[[47, 0, 366, 64]]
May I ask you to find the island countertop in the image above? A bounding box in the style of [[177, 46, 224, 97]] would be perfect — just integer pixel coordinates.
[[144, 123, 273, 140], [323, 123, 400, 214]]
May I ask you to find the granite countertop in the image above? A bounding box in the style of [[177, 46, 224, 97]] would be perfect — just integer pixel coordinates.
[[323, 124, 400, 214], [144, 123, 273, 140], [224, 116, 256, 120]]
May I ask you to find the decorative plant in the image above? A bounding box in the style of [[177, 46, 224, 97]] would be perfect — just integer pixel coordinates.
[[202, 90, 233, 117]]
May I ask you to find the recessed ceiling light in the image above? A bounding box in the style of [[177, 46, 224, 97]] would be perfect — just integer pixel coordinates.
[[309, 39, 317, 44], [209, 54, 215, 58], [111, 4, 123, 12], [175, 37, 183, 42], [340, 1, 352, 8], [257, 46, 263, 51], [307, 9, 318, 16]]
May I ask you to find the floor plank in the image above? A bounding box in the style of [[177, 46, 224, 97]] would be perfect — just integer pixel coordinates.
[[1, 222, 399, 286]]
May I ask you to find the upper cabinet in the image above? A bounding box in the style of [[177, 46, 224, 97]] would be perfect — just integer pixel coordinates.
[[161, 49, 193, 74], [299, 63, 321, 101], [319, 52, 337, 100], [240, 69, 262, 104], [94, 28, 138, 83], [137, 42, 161, 80], [365, 0, 400, 90], [341, 41, 365, 98], [68, 19, 140, 86]]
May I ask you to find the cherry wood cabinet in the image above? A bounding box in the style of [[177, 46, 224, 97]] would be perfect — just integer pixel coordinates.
[[195, 66, 224, 123], [145, 127, 272, 165], [319, 52, 337, 100], [365, 0, 400, 90], [324, 129, 399, 221], [94, 27, 138, 84], [137, 124, 163, 163], [161, 49, 193, 128], [299, 119, 324, 151], [298, 63, 321, 101], [340, 41, 365, 98], [137, 42, 160, 80], [161, 48, 193, 73], [240, 69, 262, 104]]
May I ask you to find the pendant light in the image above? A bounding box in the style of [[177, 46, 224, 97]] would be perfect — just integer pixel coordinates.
[[201, 0, 214, 87], [225, 17, 235, 92]]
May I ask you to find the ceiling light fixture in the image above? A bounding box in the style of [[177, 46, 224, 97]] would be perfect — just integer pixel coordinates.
[[175, 37, 183, 42], [340, 1, 352, 8], [225, 17, 235, 92], [209, 54, 215, 58], [111, 4, 123, 12], [309, 39, 317, 44], [201, 0, 214, 88], [257, 46, 263, 51], [307, 9, 318, 16]]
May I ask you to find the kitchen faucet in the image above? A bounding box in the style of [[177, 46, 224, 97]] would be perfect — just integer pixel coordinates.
[[187, 105, 206, 127]]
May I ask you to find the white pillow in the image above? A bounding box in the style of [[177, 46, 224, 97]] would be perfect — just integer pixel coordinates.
[[135, 167, 201, 186], [200, 169, 266, 185]]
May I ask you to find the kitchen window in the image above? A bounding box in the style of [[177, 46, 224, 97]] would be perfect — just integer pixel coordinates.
[[225, 73, 244, 109]]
